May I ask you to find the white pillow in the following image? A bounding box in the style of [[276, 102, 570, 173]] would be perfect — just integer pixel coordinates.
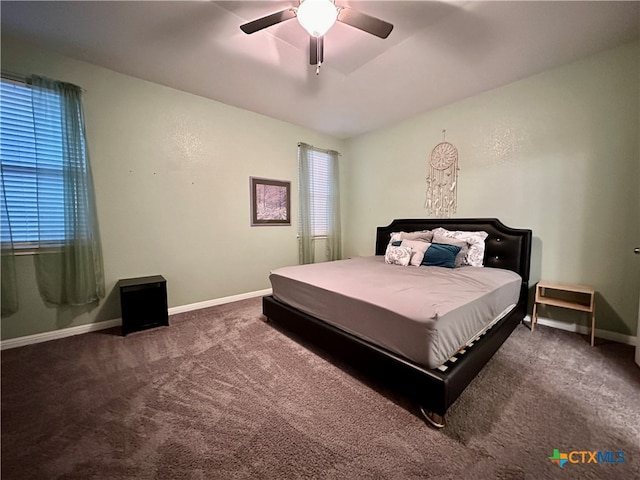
[[389, 230, 433, 244], [384, 245, 412, 266], [401, 230, 433, 242], [400, 239, 431, 266], [432, 228, 489, 267]]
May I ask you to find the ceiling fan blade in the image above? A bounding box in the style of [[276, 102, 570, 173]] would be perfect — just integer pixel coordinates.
[[337, 7, 393, 39], [240, 9, 296, 34], [310, 36, 324, 66]]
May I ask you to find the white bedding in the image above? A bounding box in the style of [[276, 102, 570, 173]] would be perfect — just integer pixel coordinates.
[[269, 256, 522, 369]]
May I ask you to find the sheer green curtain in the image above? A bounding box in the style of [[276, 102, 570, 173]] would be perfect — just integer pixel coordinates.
[[298, 143, 314, 264], [1, 169, 18, 315], [325, 148, 341, 262], [298, 142, 341, 264], [31, 76, 104, 306]]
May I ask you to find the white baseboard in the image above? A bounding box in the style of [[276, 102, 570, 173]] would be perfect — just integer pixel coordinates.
[[0, 318, 123, 351], [0, 288, 272, 351], [3, 295, 635, 351], [168, 288, 272, 315], [524, 315, 637, 346]]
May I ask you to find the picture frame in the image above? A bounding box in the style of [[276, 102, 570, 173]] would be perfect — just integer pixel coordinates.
[[250, 177, 291, 226]]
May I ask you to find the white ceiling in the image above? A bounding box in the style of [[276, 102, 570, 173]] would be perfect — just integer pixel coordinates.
[[2, 1, 639, 139]]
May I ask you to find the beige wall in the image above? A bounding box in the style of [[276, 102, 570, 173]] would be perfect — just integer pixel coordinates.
[[0, 36, 345, 340], [343, 41, 640, 336]]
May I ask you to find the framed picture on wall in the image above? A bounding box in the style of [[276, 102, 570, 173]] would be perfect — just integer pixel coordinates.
[[250, 177, 291, 226]]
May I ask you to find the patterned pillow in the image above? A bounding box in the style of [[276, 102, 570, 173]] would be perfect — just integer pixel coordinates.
[[400, 239, 431, 266], [384, 245, 412, 266], [432, 228, 489, 267]]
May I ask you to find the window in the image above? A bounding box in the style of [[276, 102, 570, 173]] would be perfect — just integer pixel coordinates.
[[297, 142, 341, 264], [1, 79, 66, 247], [299, 147, 331, 237], [1, 74, 104, 310]]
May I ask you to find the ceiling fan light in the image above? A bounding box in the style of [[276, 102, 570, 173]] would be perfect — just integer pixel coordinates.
[[296, 0, 338, 37]]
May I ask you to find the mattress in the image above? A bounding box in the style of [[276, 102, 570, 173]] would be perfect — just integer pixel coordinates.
[[269, 256, 522, 369]]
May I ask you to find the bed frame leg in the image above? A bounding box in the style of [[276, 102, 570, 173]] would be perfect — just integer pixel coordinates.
[[420, 406, 445, 429]]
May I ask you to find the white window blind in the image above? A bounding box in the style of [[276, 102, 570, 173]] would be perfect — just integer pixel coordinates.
[[300, 147, 330, 237], [1, 80, 65, 246]]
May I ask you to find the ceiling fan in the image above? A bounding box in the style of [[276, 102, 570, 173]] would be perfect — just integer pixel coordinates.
[[240, 0, 394, 74]]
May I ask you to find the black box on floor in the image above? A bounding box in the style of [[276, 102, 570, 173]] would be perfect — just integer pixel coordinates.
[[118, 275, 168, 336]]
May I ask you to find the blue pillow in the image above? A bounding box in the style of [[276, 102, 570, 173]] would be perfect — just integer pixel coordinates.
[[421, 244, 461, 268]]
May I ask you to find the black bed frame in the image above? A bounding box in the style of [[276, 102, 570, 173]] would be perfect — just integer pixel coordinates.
[[263, 218, 532, 424]]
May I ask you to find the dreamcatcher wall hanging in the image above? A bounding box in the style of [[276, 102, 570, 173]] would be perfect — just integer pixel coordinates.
[[425, 130, 459, 218]]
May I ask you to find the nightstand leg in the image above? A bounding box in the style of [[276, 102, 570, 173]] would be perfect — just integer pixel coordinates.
[[590, 308, 596, 347], [531, 302, 538, 332]]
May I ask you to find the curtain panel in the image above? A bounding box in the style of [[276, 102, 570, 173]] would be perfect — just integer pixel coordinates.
[[325, 148, 342, 262], [31, 76, 105, 306], [1, 171, 18, 315], [297, 143, 314, 264]]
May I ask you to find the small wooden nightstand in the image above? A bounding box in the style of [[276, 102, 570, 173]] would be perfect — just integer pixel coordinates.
[[532, 281, 596, 346]]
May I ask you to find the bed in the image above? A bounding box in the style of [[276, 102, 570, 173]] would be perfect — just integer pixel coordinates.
[[263, 218, 532, 427]]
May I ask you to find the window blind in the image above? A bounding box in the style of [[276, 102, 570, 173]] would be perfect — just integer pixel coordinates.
[[0, 80, 65, 246], [301, 148, 330, 237]]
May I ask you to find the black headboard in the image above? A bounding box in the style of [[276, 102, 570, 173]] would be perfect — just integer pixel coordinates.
[[375, 218, 532, 284]]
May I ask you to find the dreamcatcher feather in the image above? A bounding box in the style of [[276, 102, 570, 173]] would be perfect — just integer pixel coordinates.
[[425, 131, 459, 218]]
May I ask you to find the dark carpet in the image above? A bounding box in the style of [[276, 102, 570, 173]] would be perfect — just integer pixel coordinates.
[[2, 297, 639, 479]]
